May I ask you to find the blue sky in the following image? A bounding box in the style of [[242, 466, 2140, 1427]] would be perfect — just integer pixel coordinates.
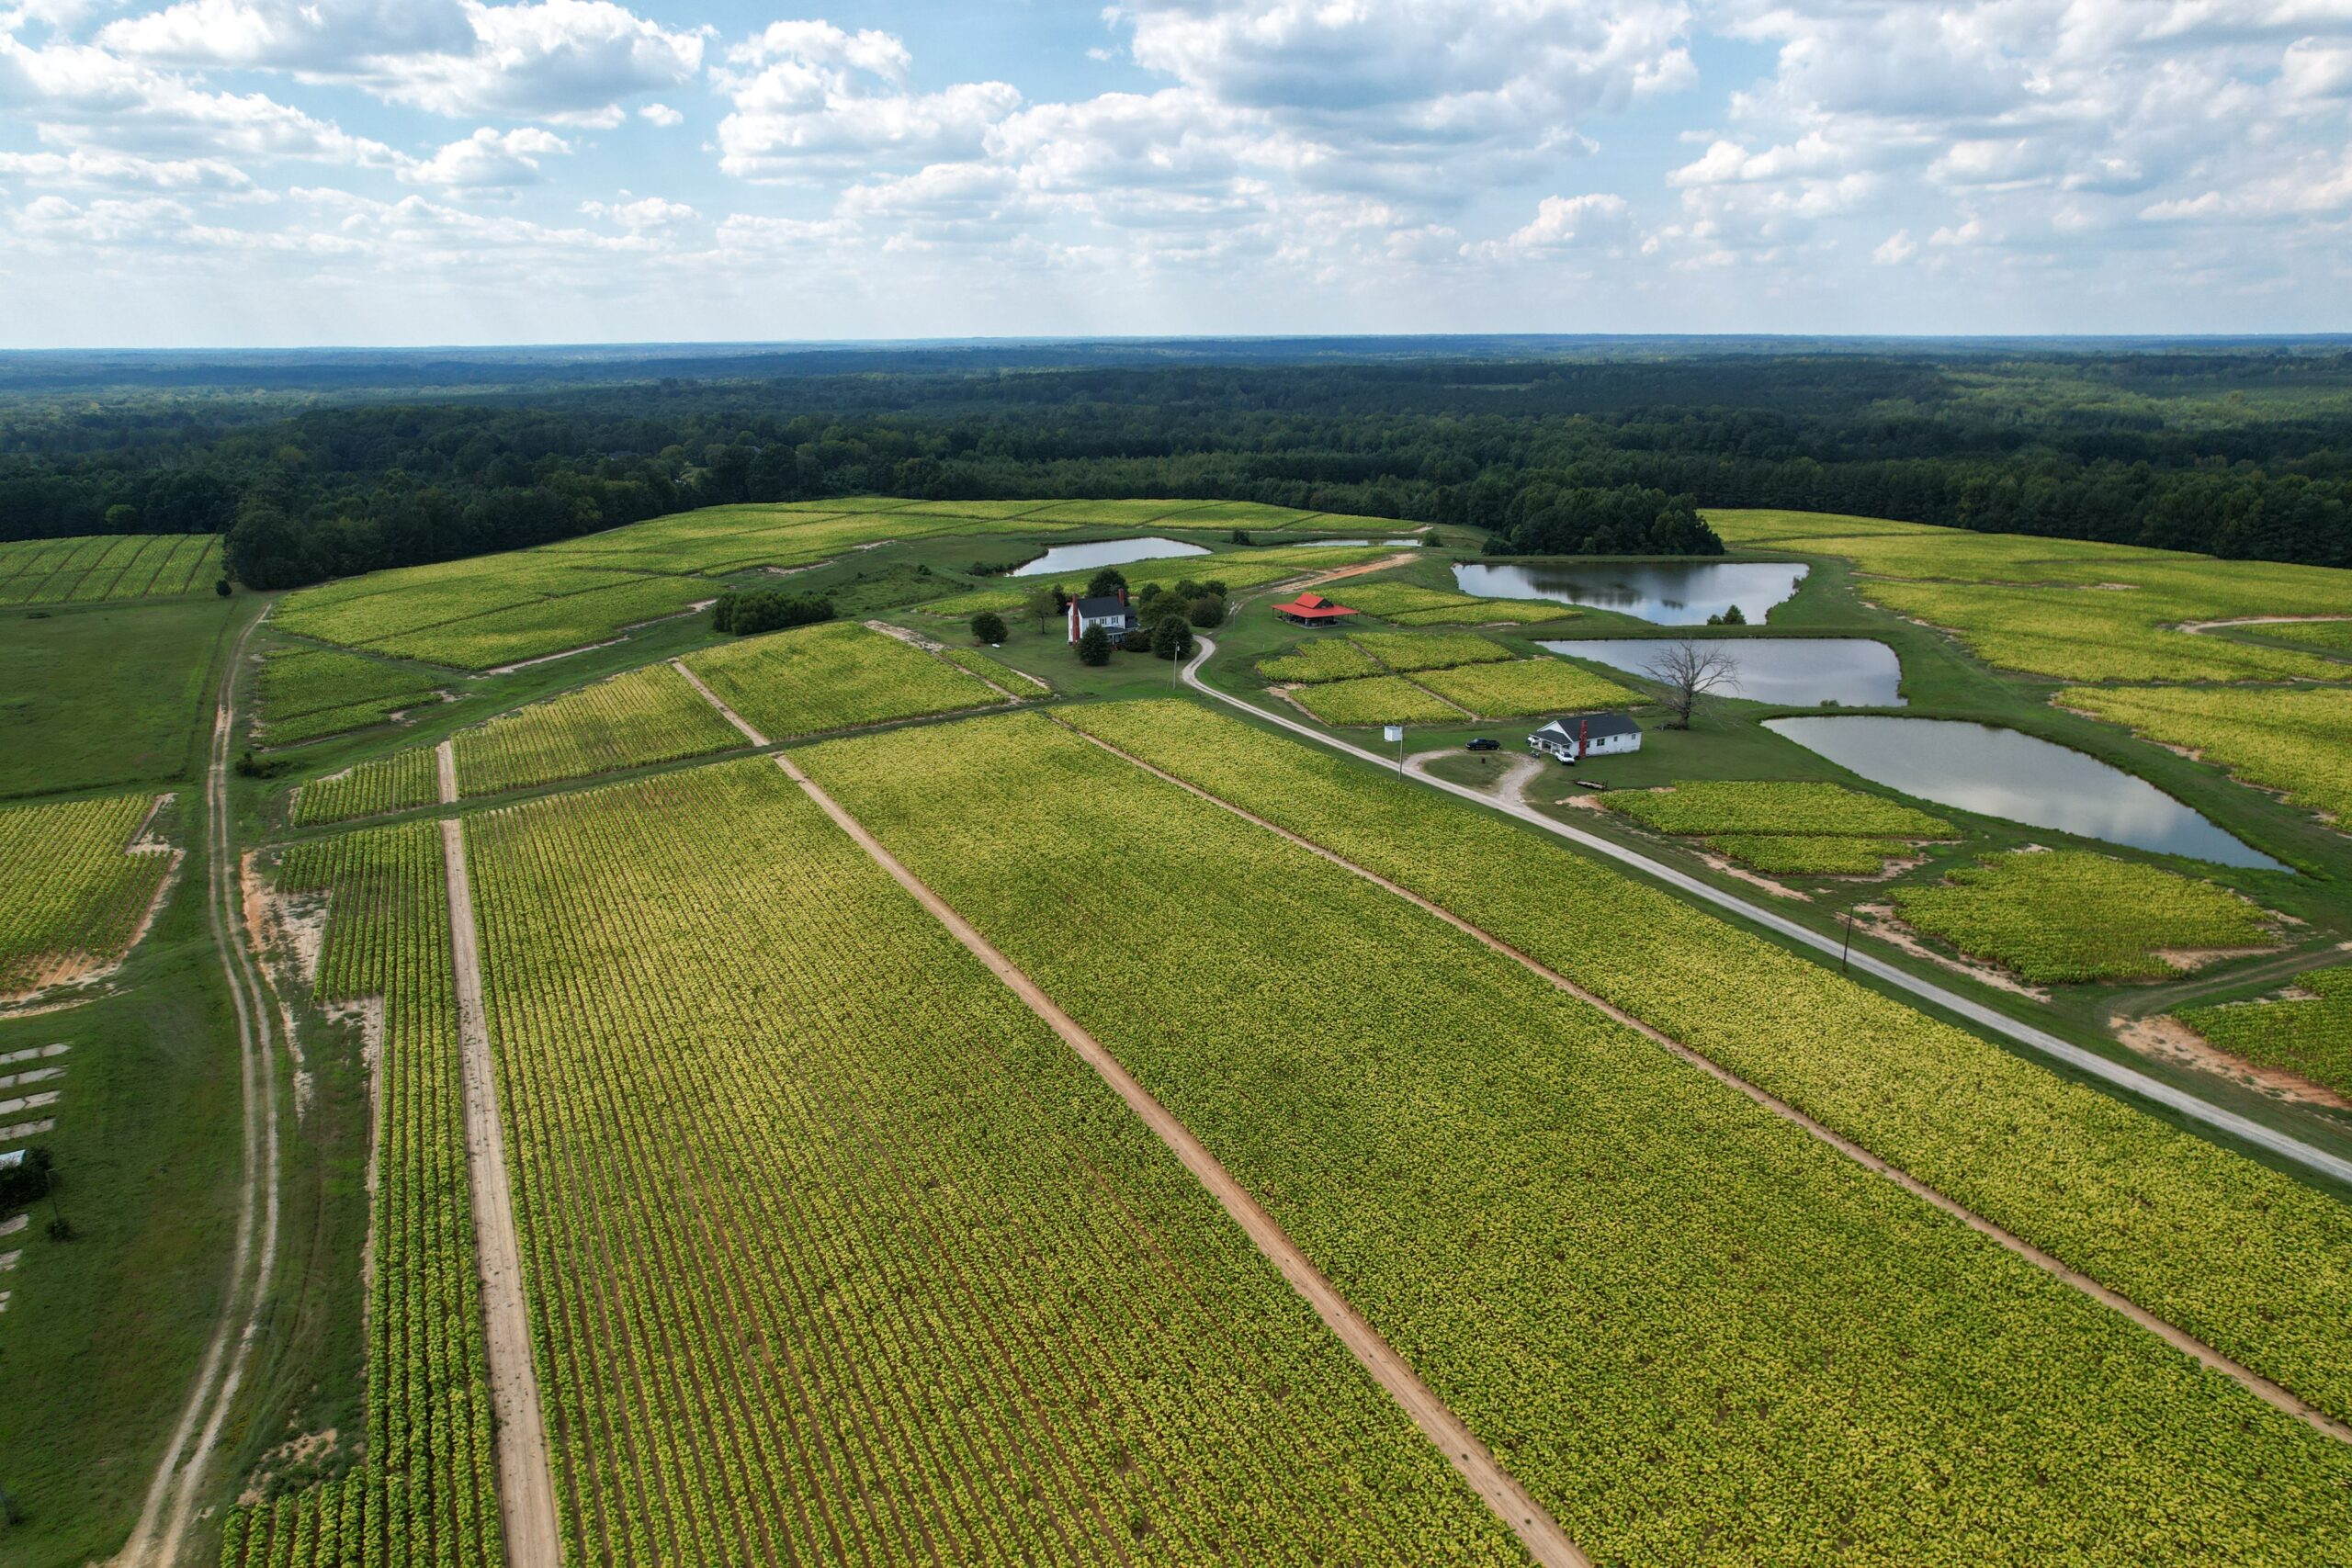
[[2, 0, 2347, 346]]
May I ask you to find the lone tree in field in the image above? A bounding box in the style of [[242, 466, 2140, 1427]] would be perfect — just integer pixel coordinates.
[[1024, 585, 1061, 632], [1077, 622, 1114, 666], [970, 610, 1009, 644], [1644, 638, 1741, 729]]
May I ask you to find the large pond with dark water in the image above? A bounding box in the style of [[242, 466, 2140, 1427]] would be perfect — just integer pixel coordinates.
[[1454, 560, 1810, 625], [1543, 637, 1903, 707], [1012, 536, 1210, 578], [1764, 716, 2285, 871]]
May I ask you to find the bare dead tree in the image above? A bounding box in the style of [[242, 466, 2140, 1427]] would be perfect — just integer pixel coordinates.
[[1644, 638, 1742, 728]]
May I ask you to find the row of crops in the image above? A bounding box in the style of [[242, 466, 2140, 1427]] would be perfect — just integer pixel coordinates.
[[254, 648, 447, 749], [0, 533, 220, 605], [2177, 964, 2352, 1100], [225, 823, 500, 1568], [292, 750, 440, 828], [1891, 848, 2276, 984], [1708, 509, 2352, 685], [2060, 682, 2352, 825], [1288, 658, 1640, 725], [0, 793, 174, 995], [458, 759, 1521, 1566], [1259, 628, 1511, 684], [1599, 779, 1957, 875], [1050, 701, 2352, 1427], [448, 663, 742, 797], [797, 708, 2352, 1563], [679, 620, 1006, 741]]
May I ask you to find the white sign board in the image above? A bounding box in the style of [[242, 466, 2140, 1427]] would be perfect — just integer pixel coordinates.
[[1382, 725, 1404, 742]]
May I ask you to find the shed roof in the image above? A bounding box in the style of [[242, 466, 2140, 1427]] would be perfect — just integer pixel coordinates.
[[1272, 592, 1360, 619]]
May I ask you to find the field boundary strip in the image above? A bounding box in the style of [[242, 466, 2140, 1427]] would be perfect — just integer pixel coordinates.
[[760, 739, 1594, 1568], [1055, 713, 2352, 1447], [438, 815, 562, 1567], [1182, 636, 2352, 1190]]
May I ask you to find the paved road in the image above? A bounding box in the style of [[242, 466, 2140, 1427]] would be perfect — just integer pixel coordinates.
[[1182, 636, 2352, 1190]]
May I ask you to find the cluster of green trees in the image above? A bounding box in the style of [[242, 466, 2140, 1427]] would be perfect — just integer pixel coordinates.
[[4, 347, 2349, 586], [710, 588, 833, 636]]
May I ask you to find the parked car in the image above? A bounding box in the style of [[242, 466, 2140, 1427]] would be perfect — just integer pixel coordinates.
[[1465, 737, 1500, 751]]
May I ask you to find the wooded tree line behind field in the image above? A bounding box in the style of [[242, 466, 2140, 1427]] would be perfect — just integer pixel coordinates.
[[0, 346, 2347, 588]]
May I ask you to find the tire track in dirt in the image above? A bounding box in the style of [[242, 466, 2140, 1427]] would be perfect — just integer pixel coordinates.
[[438, 816, 563, 1568], [118, 601, 284, 1568], [764, 744, 1592, 1568], [1065, 713, 2352, 1450]]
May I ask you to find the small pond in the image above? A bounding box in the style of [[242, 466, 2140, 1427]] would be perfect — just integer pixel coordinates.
[[1542, 637, 1904, 708], [1764, 716, 2285, 871], [1012, 536, 1210, 578], [1454, 560, 1809, 625]]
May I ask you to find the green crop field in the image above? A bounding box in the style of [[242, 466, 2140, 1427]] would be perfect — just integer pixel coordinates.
[[1335, 578, 1570, 625], [1060, 701, 2352, 1426], [1287, 672, 1463, 724], [1346, 629, 1511, 671], [2059, 682, 2352, 824], [682, 620, 1004, 739], [253, 646, 447, 748], [2177, 964, 2352, 1100], [1892, 850, 2276, 984], [1256, 637, 1383, 683], [1710, 509, 2352, 684], [1601, 780, 1957, 875], [292, 749, 441, 826], [802, 710, 2352, 1565], [0, 793, 175, 995], [1409, 658, 1639, 716], [0, 534, 220, 604], [934, 642, 1050, 694], [225, 822, 498, 1567], [450, 662, 742, 796], [455, 759, 1522, 1566]]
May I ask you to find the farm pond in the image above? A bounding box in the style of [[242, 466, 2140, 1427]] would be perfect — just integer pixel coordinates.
[[1012, 536, 1210, 577], [1764, 715, 2286, 872], [1455, 560, 1809, 625], [1543, 637, 1903, 707]]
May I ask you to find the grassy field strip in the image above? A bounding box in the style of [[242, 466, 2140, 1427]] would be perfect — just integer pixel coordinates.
[[1057, 714, 2352, 1446], [436, 740, 458, 806], [798, 711, 2352, 1562], [437, 816, 561, 1568], [773, 746, 1590, 1568], [117, 604, 283, 1568], [460, 759, 1532, 1565]]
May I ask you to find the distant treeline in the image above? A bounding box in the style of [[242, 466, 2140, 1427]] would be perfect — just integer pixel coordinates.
[[1, 349, 2347, 589]]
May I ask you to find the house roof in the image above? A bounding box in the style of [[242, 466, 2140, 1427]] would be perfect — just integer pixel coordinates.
[[1073, 595, 1131, 617], [1533, 712, 1641, 740], [1272, 592, 1360, 619]]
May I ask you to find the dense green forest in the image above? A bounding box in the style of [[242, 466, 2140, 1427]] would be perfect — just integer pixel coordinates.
[[0, 341, 2346, 588]]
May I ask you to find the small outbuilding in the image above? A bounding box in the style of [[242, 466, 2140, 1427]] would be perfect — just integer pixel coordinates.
[[1272, 591, 1361, 627], [1069, 592, 1137, 644], [1530, 712, 1642, 761]]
